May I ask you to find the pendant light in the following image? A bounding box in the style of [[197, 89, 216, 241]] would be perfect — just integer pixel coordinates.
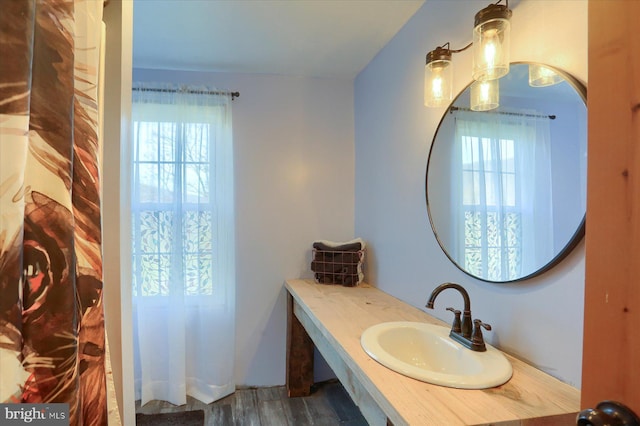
[[424, 43, 472, 107], [529, 64, 563, 87], [470, 79, 499, 111], [424, 46, 453, 107], [472, 1, 512, 82]]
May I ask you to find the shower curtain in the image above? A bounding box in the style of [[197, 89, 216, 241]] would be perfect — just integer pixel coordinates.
[[0, 1, 107, 425]]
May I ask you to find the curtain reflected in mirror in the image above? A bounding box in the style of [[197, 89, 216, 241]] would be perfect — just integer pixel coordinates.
[[426, 63, 586, 283]]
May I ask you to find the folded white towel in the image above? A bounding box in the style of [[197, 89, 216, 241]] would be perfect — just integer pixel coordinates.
[[313, 237, 366, 251]]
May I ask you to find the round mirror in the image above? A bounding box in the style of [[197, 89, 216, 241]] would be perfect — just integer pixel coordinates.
[[426, 62, 587, 283]]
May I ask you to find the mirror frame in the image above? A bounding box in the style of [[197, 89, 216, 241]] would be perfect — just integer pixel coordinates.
[[425, 62, 587, 283]]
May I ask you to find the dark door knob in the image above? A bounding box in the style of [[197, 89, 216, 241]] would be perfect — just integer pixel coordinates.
[[577, 401, 639, 426]]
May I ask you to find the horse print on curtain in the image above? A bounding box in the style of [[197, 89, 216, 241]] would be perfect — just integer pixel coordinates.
[[0, 1, 107, 424]]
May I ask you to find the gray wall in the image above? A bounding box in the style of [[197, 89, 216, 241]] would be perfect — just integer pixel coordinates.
[[354, 0, 587, 387]]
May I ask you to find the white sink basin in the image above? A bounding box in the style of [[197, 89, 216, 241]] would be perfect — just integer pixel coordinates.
[[361, 321, 512, 389]]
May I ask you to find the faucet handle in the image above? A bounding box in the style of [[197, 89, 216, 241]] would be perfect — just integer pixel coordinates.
[[446, 307, 462, 333], [471, 319, 491, 351]]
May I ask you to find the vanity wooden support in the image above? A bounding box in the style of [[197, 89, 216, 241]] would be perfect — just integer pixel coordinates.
[[285, 279, 581, 426], [290, 293, 391, 425], [286, 292, 314, 397]]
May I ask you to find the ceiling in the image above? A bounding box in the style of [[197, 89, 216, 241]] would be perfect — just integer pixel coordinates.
[[132, 0, 425, 79]]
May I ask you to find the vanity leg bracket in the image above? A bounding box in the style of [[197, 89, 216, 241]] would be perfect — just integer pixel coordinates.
[[286, 292, 314, 397]]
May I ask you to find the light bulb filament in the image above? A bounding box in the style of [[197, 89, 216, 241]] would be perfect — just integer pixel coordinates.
[[484, 42, 496, 69], [432, 76, 443, 100], [480, 81, 491, 101]]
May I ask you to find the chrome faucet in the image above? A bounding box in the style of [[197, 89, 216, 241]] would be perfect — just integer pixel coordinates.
[[426, 282, 490, 352]]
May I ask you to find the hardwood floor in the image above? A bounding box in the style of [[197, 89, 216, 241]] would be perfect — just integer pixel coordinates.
[[135, 380, 368, 425]]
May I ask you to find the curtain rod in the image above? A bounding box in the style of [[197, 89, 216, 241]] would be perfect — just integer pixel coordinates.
[[449, 106, 555, 120], [132, 87, 240, 100]]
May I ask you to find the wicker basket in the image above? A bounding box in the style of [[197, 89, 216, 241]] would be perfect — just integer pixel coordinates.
[[310, 248, 364, 287]]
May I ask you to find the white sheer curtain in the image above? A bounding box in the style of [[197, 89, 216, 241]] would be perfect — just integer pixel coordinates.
[[130, 84, 235, 406], [452, 110, 553, 281]]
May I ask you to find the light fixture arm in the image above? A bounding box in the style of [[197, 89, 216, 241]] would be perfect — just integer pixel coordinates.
[[425, 42, 472, 66], [448, 42, 473, 54]]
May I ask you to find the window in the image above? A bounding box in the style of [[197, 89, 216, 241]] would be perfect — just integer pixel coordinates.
[[131, 118, 215, 296]]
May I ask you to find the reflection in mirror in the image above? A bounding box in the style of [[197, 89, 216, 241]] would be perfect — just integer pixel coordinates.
[[426, 63, 587, 283]]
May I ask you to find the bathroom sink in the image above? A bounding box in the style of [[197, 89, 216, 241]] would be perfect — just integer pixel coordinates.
[[360, 321, 512, 389]]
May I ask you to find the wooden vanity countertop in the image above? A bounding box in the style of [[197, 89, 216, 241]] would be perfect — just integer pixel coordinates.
[[285, 279, 581, 426]]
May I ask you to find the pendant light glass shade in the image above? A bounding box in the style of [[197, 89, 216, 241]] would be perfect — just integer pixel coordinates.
[[529, 64, 563, 87], [470, 79, 499, 111], [472, 3, 512, 81], [424, 47, 453, 107]]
